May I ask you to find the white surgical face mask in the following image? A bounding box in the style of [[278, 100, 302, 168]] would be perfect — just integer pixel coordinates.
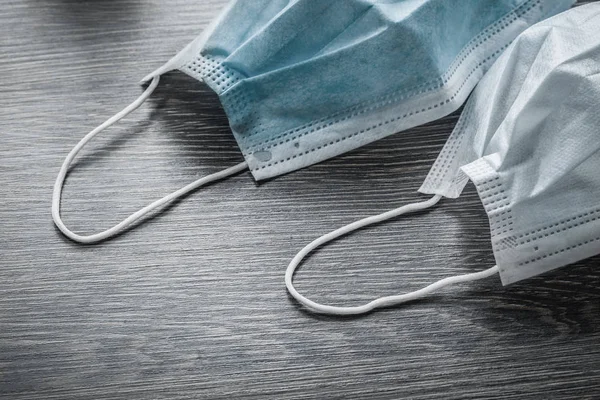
[[52, 0, 572, 244], [286, 3, 600, 315]]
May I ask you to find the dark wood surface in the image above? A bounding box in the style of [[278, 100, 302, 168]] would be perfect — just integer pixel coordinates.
[[1, 1, 599, 399]]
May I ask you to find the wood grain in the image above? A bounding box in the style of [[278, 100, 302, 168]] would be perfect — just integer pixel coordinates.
[[1, 1, 599, 399]]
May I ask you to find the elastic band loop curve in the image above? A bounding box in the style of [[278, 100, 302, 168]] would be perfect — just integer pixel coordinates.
[[285, 195, 500, 315], [52, 75, 249, 243]]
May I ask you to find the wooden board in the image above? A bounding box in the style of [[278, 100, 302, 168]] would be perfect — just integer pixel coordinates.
[[1, 1, 599, 398]]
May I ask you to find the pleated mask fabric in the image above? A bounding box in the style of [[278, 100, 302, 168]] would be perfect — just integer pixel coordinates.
[[52, 0, 574, 246]]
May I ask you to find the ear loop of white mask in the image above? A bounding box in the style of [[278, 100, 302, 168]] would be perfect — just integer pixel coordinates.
[[285, 195, 500, 315], [52, 75, 249, 244]]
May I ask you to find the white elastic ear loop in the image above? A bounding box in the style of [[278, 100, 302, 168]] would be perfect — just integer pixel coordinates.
[[285, 195, 500, 315], [52, 75, 249, 244]]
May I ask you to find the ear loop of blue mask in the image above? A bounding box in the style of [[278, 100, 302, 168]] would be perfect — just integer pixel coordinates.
[[285, 195, 500, 315], [52, 75, 249, 244]]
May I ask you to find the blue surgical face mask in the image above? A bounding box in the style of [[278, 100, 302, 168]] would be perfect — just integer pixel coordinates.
[[146, 0, 574, 179], [53, 0, 573, 243]]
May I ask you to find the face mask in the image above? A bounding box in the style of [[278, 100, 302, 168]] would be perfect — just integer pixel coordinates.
[[286, 3, 599, 315], [53, 0, 573, 243]]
